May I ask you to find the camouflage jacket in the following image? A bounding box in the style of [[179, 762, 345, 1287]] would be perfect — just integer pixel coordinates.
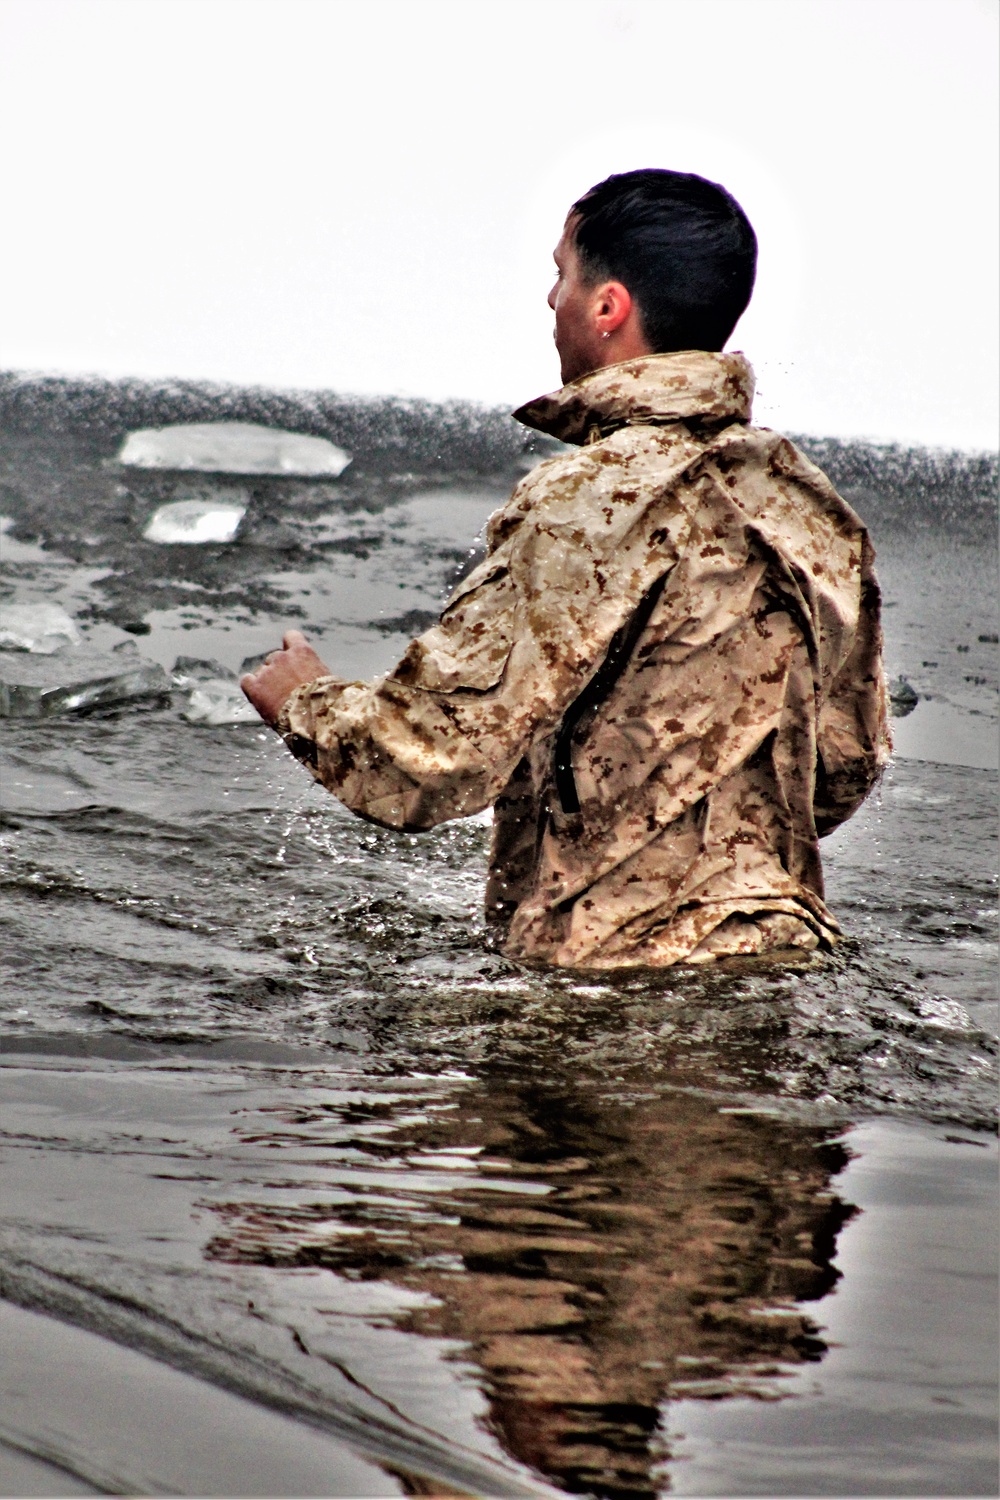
[[278, 351, 890, 967]]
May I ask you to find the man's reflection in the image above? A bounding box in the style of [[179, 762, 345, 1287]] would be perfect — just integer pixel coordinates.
[[206, 1075, 855, 1499]]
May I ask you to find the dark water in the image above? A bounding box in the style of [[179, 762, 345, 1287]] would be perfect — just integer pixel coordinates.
[[0, 381, 997, 1497]]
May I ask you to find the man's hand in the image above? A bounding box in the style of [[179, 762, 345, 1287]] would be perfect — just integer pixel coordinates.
[[240, 629, 332, 727]]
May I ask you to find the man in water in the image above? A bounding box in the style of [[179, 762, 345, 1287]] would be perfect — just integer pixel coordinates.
[[243, 169, 889, 967]]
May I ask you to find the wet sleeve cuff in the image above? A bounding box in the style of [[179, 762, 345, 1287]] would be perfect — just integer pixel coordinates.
[[275, 675, 344, 764]]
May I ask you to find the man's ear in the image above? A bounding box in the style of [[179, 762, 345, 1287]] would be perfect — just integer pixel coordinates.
[[593, 281, 633, 337]]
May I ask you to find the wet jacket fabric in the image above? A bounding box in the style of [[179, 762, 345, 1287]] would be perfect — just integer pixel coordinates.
[[278, 351, 890, 968]]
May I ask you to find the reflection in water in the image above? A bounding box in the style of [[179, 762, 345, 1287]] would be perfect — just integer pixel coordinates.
[[206, 1072, 855, 1498], [1, 389, 994, 1498]]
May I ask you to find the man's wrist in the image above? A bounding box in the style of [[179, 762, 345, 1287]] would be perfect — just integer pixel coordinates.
[[274, 674, 340, 738]]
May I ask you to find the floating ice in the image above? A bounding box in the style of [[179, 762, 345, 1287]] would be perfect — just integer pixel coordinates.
[[119, 422, 352, 478], [144, 500, 247, 545], [183, 679, 260, 726], [0, 602, 81, 654], [171, 656, 236, 687], [888, 675, 919, 717], [0, 647, 170, 717]]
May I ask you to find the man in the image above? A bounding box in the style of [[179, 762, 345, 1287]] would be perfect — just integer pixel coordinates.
[[243, 169, 889, 968]]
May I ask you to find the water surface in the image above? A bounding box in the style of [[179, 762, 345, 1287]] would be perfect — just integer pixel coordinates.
[[1, 388, 996, 1497]]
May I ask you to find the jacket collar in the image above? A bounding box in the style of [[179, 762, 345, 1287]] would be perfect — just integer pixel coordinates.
[[513, 350, 755, 445]]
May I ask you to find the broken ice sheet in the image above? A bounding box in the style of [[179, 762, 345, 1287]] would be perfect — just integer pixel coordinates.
[[119, 422, 352, 478], [0, 601, 81, 654], [0, 647, 169, 717], [143, 500, 247, 545], [183, 679, 259, 726], [171, 656, 236, 687], [0, 517, 51, 566]]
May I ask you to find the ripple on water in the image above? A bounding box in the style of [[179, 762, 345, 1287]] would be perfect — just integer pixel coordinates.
[[0, 428, 996, 1496]]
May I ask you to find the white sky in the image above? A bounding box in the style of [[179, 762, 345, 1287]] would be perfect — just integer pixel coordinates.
[[0, 0, 997, 449]]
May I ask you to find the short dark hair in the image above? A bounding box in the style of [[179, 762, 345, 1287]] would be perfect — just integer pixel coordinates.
[[570, 169, 757, 353]]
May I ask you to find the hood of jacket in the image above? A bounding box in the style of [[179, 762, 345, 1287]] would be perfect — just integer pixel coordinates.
[[513, 350, 755, 445]]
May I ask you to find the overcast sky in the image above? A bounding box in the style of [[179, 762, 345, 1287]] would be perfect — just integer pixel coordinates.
[[1, 0, 996, 449]]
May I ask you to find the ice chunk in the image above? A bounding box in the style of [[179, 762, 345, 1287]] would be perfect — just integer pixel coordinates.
[[183, 679, 259, 726], [119, 422, 352, 478], [0, 518, 50, 565], [0, 647, 170, 717], [888, 675, 919, 717], [144, 500, 247, 545], [0, 602, 81, 654], [171, 655, 236, 686]]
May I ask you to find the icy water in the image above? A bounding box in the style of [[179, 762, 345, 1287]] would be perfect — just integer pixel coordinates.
[[0, 379, 997, 1498]]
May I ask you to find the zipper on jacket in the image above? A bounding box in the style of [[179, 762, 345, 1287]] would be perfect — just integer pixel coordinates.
[[553, 571, 670, 817]]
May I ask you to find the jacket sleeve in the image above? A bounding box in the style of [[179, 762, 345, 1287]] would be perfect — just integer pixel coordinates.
[[813, 534, 892, 836], [274, 549, 526, 830], [275, 460, 684, 831]]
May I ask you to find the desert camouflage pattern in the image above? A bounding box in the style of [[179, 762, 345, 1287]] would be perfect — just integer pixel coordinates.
[[278, 351, 890, 967]]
